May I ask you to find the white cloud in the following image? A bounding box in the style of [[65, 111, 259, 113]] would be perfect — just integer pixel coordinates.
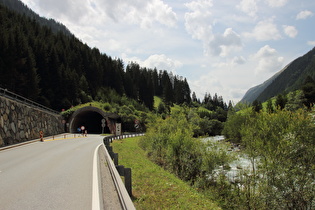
[[283, 25, 298, 38], [189, 74, 222, 99], [307, 41, 315, 46], [244, 18, 281, 41], [296, 10, 314, 20], [237, 0, 258, 18], [265, 0, 288, 8], [99, 0, 178, 28], [143, 54, 182, 71], [253, 45, 284, 74], [232, 56, 246, 65], [185, 1, 242, 57], [37, 0, 90, 23], [35, 0, 177, 28], [184, 0, 214, 53], [209, 28, 242, 56], [212, 55, 246, 69], [123, 54, 182, 72]]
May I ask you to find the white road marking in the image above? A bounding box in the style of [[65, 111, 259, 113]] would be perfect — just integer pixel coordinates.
[[92, 144, 102, 210]]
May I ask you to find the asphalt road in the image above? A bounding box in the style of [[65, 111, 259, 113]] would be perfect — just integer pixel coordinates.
[[0, 135, 109, 210]]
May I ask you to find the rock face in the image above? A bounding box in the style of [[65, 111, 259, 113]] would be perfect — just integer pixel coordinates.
[[0, 96, 64, 147]]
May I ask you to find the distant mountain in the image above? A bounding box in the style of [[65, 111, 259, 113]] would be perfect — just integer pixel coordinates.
[[0, 0, 72, 36], [240, 65, 288, 104], [240, 47, 315, 103]]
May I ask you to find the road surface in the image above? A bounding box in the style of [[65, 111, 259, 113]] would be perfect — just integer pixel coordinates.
[[0, 135, 121, 210]]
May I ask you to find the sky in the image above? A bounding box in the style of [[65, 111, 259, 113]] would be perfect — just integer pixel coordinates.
[[20, 0, 315, 103]]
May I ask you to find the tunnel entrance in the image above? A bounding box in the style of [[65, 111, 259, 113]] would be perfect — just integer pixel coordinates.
[[68, 107, 120, 134]]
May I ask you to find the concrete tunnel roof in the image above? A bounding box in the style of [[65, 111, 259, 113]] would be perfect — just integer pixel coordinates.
[[68, 106, 120, 134]]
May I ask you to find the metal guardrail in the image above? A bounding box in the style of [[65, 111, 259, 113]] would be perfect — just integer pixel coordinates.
[[103, 133, 144, 209], [104, 133, 145, 143], [0, 87, 60, 115]]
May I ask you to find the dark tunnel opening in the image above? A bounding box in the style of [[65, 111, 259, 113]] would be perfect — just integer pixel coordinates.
[[71, 111, 110, 134]]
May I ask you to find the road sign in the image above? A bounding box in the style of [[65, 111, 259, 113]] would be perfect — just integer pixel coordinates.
[[116, 123, 121, 135], [101, 123, 106, 128], [134, 119, 140, 125], [101, 119, 106, 123], [81, 126, 85, 131]]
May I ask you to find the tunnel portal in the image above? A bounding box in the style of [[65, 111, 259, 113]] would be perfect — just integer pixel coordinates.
[[68, 106, 120, 134]]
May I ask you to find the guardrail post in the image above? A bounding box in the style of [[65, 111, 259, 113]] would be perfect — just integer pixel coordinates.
[[102, 135, 144, 198], [124, 168, 132, 197], [116, 165, 132, 197], [113, 153, 118, 165], [107, 145, 113, 153]]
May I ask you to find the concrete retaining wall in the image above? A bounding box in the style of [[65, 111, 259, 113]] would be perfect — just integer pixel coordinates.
[[0, 96, 64, 147]]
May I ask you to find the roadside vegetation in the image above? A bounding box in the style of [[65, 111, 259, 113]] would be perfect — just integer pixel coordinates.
[[114, 90, 314, 209], [111, 137, 221, 210], [122, 105, 314, 209], [222, 108, 315, 209]]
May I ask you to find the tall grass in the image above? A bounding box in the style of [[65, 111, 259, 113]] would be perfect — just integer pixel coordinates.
[[111, 137, 221, 210]]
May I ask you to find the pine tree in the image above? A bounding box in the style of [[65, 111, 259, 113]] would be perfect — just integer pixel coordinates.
[[252, 100, 262, 113], [192, 92, 198, 102], [275, 94, 287, 110], [161, 71, 174, 105], [266, 99, 274, 113], [302, 76, 315, 108]]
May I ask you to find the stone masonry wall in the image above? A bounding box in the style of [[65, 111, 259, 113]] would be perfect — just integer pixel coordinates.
[[0, 96, 64, 147]]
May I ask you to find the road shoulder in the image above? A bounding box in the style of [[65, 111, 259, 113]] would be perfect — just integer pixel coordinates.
[[98, 145, 123, 209]]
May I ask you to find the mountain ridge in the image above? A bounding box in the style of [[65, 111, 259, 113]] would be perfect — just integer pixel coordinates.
[[240, 47, 315, 104], [240, 64, 289, 104], [0, 0, 72, 36]]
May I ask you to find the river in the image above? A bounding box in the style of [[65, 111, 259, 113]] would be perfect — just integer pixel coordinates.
[[203, 136, 253, 182]]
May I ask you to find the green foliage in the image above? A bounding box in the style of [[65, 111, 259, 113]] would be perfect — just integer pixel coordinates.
[[275, 94, 287, 109], [139, 113, 204, 183], [201, 142, 234, 180], [222, 109, 315, 209], [251, 100, 262, 113], [60, 108, 75, 119], [266, 98, 274, 113], [222, 110, 251, 143], [102, 102, 111, 111], [112, 137, 221, 209], [140, 107, 234, 187], [153, 96, 162, 109], [302, 75, 315, 108], [198, 119, 223, 136], [284, 90, 306, 111], [247, 110, 314, 208]]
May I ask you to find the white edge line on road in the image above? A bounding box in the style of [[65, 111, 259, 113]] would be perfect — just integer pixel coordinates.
[[92, 144, 102, 210]]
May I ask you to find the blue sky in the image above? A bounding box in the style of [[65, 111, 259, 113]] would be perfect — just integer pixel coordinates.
[[21, 0, 315, 103]]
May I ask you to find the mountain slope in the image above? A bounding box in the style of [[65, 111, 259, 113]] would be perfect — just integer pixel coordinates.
[[0, 0, 72, 36], [240, 65, 288, 103], [240, 47, 315, 103]]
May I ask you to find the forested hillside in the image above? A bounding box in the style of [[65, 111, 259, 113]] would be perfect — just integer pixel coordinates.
[[0, 2, 191, 111], [256, 47, 315, 102], [0, 0, 71, 36], [240, 47, 315, 104], [240, 65, 287, 104]]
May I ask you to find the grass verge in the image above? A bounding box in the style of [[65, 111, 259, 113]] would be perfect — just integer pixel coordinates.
[[111, 137, 221, 210]]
